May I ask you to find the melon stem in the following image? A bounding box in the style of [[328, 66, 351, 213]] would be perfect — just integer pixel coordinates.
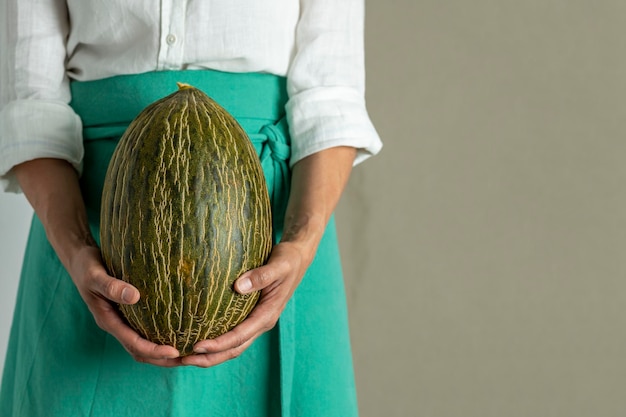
[[176, 82, 193, 90]]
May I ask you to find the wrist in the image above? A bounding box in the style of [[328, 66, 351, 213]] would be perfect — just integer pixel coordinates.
[[279, 212, 327, 266], [47, 216, 98, 273]]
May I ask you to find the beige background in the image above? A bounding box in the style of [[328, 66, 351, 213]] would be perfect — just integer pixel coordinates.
[[1, 1, 626, 416], [336, 1, 626, 416]]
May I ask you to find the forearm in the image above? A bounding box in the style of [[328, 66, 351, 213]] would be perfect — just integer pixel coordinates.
[[280, 146, 356, 265], [12, 158, 96, 272]]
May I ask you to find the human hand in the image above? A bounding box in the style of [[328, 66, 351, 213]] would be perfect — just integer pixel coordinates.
[[181, 241, 308, 367], [68, 244, 182, 366], [181, 147, 356, 368], [12, 158, 182, 366]]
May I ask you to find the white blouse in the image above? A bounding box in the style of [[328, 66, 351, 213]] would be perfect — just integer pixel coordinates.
[[0, 0, 382, 192]]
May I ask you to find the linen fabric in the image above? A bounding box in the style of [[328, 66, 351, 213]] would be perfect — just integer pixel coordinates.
[[0, 0, 382, 192], [0, 70, 359, 417]]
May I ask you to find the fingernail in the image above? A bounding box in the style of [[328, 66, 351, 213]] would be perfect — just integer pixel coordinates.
[[194, 347, 208, 354], [121, 287, 134, 303], [237, 277, 252, 293]]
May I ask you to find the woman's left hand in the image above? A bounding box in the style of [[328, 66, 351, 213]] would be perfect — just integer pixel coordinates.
[[181, 241, 309, 367], [182, 146, 356, 368]]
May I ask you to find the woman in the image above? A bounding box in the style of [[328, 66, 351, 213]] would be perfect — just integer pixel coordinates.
[[0, 1, 382, 416]]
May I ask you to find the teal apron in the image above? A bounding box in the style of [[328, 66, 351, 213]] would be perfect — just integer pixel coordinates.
[[0, 70, 358, 417]]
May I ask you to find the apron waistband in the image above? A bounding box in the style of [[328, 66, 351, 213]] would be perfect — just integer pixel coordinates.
[[70, 69, 289, 141]]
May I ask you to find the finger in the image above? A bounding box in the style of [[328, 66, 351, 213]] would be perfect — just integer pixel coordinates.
[[184, 297, 282, 367], [114, 320, 181, 361], [91, 272, 140, 305], [181, 337, 256, 368], [134, 356, 183, 368], [115, 324, 179, 359], [234, 259, 289, 294], [192, 301, 277, 355], [234, 268, 271, 294], [88, 295, 180, 360]]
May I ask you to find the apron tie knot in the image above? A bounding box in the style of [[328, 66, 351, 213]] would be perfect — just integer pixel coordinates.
[[249, 117, 291, 238]]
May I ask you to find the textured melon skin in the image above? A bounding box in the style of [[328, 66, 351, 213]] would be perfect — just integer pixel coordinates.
[[100, 84, 272, 356]]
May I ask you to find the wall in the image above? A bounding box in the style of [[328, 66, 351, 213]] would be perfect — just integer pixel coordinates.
[[2, 1, 626, 416], [336, 1, 626, 416], [0, 195, 32, 378]]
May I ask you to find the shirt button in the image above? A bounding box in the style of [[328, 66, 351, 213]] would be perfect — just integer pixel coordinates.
[[166, 34, 177, 45]]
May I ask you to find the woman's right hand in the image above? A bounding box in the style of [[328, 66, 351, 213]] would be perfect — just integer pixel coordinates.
[[13, 158, 181, 366], [68, 244, 182, 366]]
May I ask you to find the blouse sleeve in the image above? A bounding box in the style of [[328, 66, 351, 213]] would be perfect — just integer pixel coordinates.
[[285, 0, 382, 167], [0, 0, 83, 193]]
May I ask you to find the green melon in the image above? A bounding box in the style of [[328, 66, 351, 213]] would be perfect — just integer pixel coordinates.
[[100, 83, 272, 356]]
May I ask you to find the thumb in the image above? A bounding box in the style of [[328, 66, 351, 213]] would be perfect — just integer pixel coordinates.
[[234, 266, 275, 295], [96, 274, 140, 305]]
